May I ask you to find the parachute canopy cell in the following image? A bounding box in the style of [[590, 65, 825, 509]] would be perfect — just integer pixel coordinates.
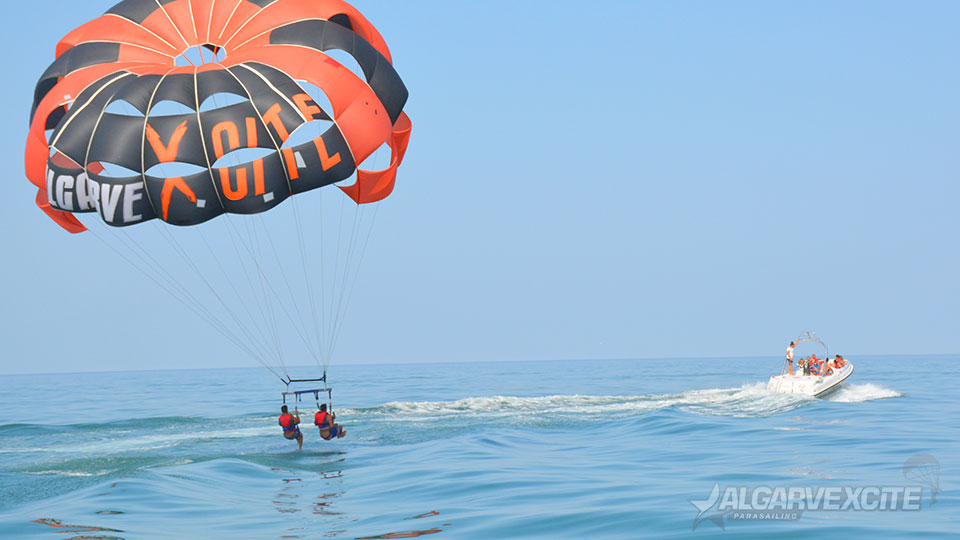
[[26, 0, 412, 233]]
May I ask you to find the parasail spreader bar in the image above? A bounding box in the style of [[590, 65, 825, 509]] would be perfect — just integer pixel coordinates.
[[281, 371, 332, 406], [282, 387, 333, 404], [282, 371, 327, 386]]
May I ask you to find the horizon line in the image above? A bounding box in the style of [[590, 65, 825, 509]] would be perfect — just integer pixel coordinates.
[[1, 352, 955, 377]]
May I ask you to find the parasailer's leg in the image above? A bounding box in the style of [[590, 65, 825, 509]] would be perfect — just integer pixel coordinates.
[[292, 429, 303, 450], [320, 423, 346, 440], [283, 427, 304, 450]]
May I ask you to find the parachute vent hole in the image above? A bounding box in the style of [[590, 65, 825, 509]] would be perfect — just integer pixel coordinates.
[[295, 81, 334, 118], [358, 142, 392, 173], [282, 120, 336, 149], [334, 171, 357, 188], [324, 49, 368, 82], [211, 147, 275, 169], [199, 92, 249, 112], [104, 100, 145, 117], [176, 44, 227, 67], [96, 162, 140, 178], [145, 161, 208, 178], [149, 100, 196, 117]]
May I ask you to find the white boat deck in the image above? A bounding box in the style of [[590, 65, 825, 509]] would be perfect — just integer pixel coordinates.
[[768, 361, 854, 397]]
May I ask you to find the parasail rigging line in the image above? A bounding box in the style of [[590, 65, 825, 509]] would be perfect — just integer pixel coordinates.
[[291, 195, 326, 367], [329, 203, 380, 358], [327, 199, 364, 358], [256, 213, 320, 363], [246, 215, 287, 375], [221, 216, 287, 368], [87, 224, 286, 382], [114, 224, 259, 355], [221, 213, 325, 374], [324, 193, 357, 360], [153, 221, 286, 368], [325, 143, 388, 359], [195, 224, 283, 366]]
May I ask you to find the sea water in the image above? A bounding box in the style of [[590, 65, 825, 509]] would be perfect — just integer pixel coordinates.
[[0, 356, 956, 539]]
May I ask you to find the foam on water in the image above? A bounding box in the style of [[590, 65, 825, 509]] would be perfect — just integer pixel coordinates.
[[0, 424, 278, 456], [24, 470, 115, 477], [826, 383, 902, 402], [362, 382, 817, 419]]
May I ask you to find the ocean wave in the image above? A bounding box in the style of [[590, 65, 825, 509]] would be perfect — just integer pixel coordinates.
[[0, 416, 209, 434], [0, 423, 277, 456], [23, 469, 115, 477]]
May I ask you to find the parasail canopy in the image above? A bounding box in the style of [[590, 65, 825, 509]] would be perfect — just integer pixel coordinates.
[[25, 0, 412, 381], [27, 0, 411, 233]]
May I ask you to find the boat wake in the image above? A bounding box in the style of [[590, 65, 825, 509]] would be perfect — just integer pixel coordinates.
[[347, 381, 877, 422], [1, 383, 902, 478], [351, 380, 901, 421], [825, 383, 901, 403]]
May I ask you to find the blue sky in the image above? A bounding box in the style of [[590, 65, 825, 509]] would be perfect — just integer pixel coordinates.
[[1, 1, 958, 375]]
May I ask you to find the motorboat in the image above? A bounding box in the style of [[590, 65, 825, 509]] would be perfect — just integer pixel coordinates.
[[768, 331, 853, 398]]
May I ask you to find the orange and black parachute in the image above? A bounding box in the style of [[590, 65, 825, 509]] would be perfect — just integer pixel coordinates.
[[26, 0, 411, 233]]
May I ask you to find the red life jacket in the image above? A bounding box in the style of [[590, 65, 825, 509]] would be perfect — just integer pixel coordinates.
[[279, 413, 296, 432], [315, 411, 330, 428]]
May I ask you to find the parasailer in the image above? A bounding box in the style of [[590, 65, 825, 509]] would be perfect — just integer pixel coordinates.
[[278, 405, 303, 450], [314, 404, 346, 440], [26, 0, 412, 444]]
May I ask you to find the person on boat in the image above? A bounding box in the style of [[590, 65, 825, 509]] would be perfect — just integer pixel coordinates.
[[279, 405, 303, 450], [834, 355, 847, 368], [822, 358, 835, 376], [786, 341, 797, 375], [314, 404, 346, 440], [799, 356, 811, 376], [809, 353, 822, 376]]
